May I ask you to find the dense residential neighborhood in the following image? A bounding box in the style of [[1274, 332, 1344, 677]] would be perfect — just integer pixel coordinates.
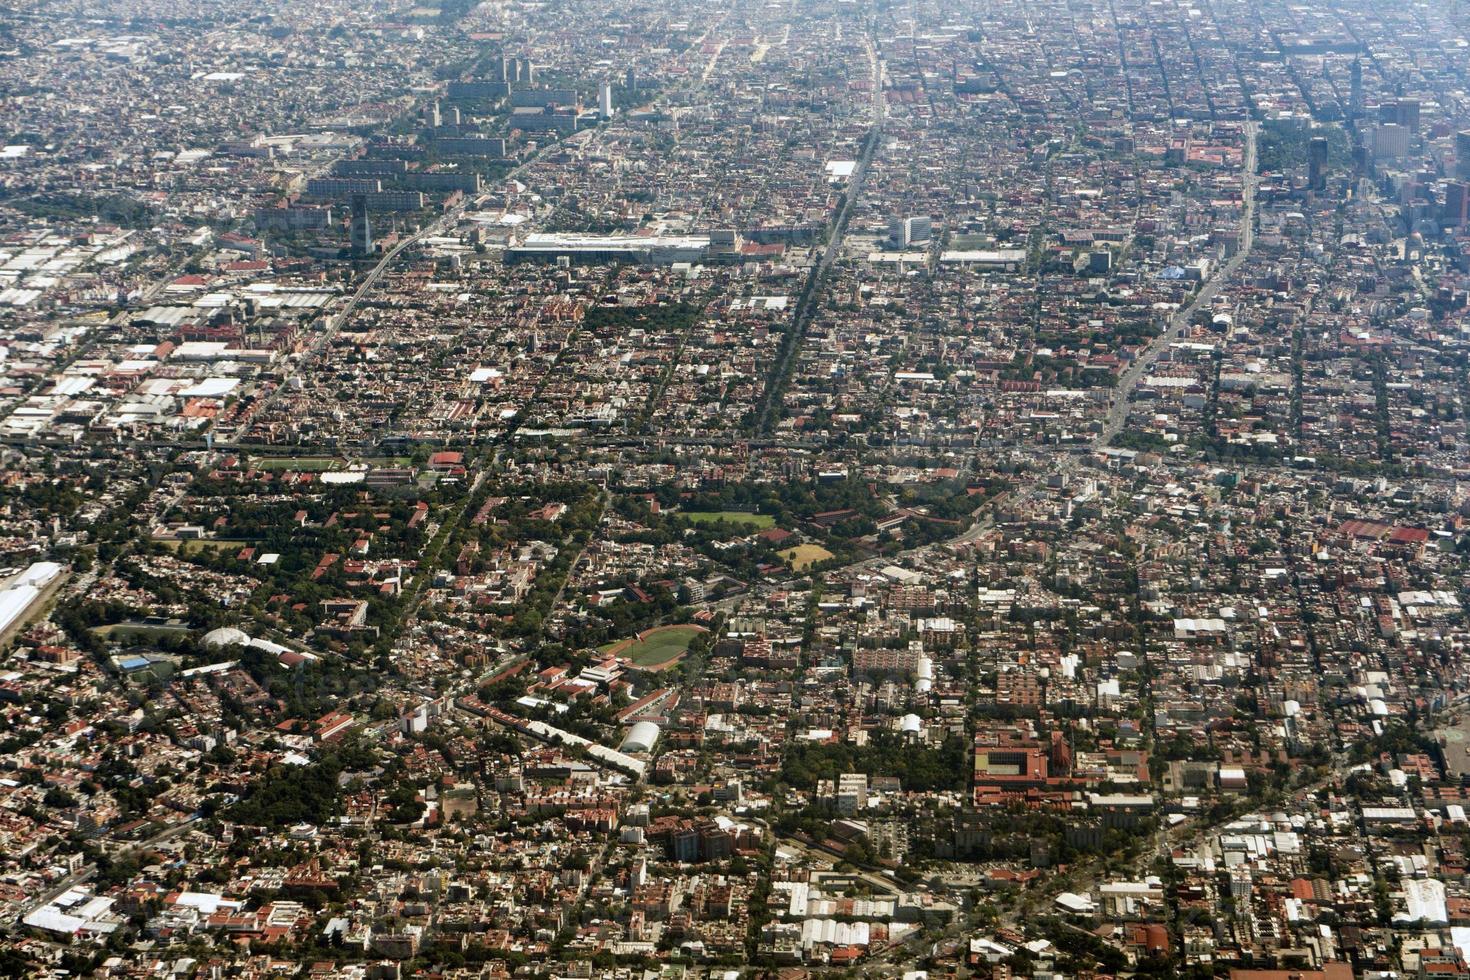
[[5, 0, 1470, 977]]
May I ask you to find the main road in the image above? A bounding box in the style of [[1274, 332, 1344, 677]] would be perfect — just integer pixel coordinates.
[[754, 33, 885, 434], [862, 121, 1265, 969], [699, 121, 1257, 580], [942, 122, 1259, 556], [242, 159, 526, 427], [1096, 120, 1258, 447]]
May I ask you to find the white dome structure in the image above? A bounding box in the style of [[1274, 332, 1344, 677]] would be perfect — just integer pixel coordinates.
[[900, 713, 922, 735], [619, 721, 661, 754], [202, 626, 250, 650]]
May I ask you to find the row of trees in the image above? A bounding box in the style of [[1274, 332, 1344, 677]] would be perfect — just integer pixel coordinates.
[[778, 731, 969, 794], [227, 739, 381, 827]]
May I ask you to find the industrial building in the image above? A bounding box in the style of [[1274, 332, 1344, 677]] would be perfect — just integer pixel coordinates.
[[507, 232, 712, 265]]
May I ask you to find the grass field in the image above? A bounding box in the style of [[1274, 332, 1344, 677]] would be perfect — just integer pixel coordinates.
[[604, 624, 707, 668], [779, 543, 835, 570], [92, 621, 191, 640], [159, 538, 258, 557], [249, 456, 341, 472], [683, 510, 775, 529]]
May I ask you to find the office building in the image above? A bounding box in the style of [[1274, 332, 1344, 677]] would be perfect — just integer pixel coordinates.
[[404, 171, 483, 193], [307, 177, 382, 198], [433, 136, 508, 157], [512, 87, 579, 109], [599, 81, 614, 119], [1371, 123, 1410, 161], [1378, 99, 1420, 133], [510, 106, 583, 134], [361, 190, 426, 212], [836, 773, 868, 815], [447, 79, 510, 100], [335, 159, 408, 177], [1456, 132, 1470, 181], [709, 229, 742, 255], [889, 215, 932, 247], [1398, 99, 1420, 133], [1308, 136, 1328, 192], [508, 57, 535, 85], [1446, 182, 1470, 231], [253, 205, 332, 232]]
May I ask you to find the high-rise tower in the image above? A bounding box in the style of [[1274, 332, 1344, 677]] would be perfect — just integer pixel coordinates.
[[1349, 57, 1363, 120], [350, 194, 373, 255], [1308, 136, 1328, 192]]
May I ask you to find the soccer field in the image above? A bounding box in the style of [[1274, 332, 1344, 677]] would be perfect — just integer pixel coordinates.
[[605, 625, 707, 667], [682, 510, 775, 529]]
